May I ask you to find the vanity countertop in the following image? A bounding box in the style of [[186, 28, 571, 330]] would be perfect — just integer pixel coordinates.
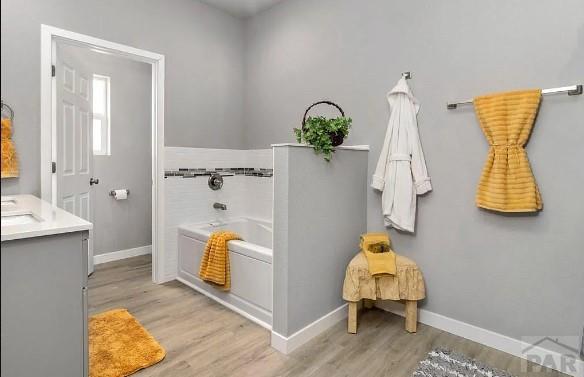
[[1, 195, 92, 242]]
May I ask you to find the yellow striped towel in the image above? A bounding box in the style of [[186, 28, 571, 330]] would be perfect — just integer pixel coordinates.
[[474, 89, 543, 212], [199, 231, 241, 291]]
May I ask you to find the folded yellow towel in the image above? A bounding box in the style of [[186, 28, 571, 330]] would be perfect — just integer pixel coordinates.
[[363, 248, 397, 276], [360, 232, 390, 252], [365, 241, 389, 254], [360, 232, 396, 276], [199, 231, 241, 291]]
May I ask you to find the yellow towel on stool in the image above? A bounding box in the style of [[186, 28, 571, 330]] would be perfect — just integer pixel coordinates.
[[360, 233, 396, 276], [199, 231, 241, 291], [360, 233, 390, 252], [360, 232, 390, 254]]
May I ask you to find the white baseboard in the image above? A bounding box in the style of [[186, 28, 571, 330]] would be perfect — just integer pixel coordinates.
[[271, 304, 348, 355], [93, 245, 152, 265], [376, 301, 584, 377]]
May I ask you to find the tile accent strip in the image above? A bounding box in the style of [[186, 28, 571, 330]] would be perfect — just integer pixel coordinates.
[[164, 168, 273, 178]]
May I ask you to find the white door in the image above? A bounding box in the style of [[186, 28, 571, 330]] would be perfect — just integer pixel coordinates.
[[55, 43, 95, 274]]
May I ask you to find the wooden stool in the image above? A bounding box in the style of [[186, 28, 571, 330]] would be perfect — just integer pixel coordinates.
[[342, 252, 425, 335], [347, 299, 418, 334]]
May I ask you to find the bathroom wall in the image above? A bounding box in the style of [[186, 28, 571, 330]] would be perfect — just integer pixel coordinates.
[[58, 43, 153, 256], [272, 145, 368, 341], [2, 0, 582, 353], [0, 0, 245, 196], [244, 0, 584, 349], [164, 147, 272, 279]]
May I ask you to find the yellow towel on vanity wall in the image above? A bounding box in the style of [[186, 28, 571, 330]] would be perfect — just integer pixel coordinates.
[[360, 233, 396, 276], [474, 89, 543, 212], [199, 231, 241, 291], [1, 118, 19, 178]]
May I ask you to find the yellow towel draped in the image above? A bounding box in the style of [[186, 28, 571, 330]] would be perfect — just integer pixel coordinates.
[[1, 118, 19, 178], [360, 233, 396, 276], [474, 89, 543, 212], [199, 231, 241, 291]]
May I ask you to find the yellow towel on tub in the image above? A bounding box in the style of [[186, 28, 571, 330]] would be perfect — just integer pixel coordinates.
[[360, 232, 396, 276], [199, 231, 241, 291]]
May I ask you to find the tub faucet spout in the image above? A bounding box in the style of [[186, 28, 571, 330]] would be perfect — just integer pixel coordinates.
[[213, 202, 227, 210]]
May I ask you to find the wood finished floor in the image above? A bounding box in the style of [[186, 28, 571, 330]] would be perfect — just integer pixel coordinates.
[[89, 255, 566, 377]]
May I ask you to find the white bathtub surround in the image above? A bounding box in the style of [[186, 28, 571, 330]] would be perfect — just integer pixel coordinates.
[[271, 145, 369, 353], [177, 218, 273, 328], [93, 245, 152, 265], [165, 147, 272, 170], [164, 147, 273, 280]]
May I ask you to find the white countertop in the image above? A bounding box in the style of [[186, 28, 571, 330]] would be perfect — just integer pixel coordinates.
[[1, 195, 92, 242]]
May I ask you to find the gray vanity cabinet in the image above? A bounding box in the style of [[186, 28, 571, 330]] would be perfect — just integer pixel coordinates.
[[1, 230, 89, 377]]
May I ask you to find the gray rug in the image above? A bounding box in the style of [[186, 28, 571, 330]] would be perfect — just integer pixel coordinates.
[[413, 348, 515, 377]]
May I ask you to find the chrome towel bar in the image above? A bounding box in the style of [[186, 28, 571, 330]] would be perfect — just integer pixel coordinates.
[[447, 84, 582, 110]]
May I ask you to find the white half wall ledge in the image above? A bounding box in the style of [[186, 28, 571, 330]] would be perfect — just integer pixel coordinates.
[[375, 301, 584, 377], [93, 245, 152, 265], [271, 143, 370, 151], [271, 304, 348, 355]]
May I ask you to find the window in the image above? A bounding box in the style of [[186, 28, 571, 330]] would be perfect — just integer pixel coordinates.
[[92, 75, 110, 155]]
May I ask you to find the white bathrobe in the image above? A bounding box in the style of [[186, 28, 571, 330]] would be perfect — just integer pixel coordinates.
[[371, 78, 431, 232]]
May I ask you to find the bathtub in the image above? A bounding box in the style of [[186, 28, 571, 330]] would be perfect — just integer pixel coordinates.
[[177, 217, 273, 328]]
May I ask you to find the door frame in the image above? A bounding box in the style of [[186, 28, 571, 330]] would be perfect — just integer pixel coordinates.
[[40, 24, 167, 284]]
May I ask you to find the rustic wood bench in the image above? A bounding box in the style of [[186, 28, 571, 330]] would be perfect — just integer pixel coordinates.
[[342, 252, 426, 334]]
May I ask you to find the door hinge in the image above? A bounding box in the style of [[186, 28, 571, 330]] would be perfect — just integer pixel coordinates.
[[51, 65, 56, 77], [51, 161, 56, 174]]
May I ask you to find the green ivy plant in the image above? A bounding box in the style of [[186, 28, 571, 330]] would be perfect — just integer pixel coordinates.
[[293, 116, 352, 161]]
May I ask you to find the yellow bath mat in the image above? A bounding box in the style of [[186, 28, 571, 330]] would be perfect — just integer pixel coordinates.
[[89, 308, 166, 377]]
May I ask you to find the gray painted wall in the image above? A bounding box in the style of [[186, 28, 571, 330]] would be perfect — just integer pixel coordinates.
[[2, 0, 583, 349], [245, 0, 584, 344], [1, 0, 245, 196], [58, 43, 152, 255], [273, 146, 368, 336]]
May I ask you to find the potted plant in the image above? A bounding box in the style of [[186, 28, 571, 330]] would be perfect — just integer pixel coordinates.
[[293, 101, 352, 161]]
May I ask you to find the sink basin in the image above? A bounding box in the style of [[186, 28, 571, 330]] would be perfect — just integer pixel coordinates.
[[1, 197, 17, 210], [1, 213, 43, 226]]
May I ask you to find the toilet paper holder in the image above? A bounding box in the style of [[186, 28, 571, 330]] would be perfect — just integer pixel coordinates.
[[109, 189, 130, 197]]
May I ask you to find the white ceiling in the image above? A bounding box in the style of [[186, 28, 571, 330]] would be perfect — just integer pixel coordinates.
[[199, 0, 286, 18]]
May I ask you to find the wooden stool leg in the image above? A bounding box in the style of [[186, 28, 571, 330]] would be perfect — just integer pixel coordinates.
[[405, 300, 418, 333], [348, 302, 358, 334], [363, 299, 374, 309]]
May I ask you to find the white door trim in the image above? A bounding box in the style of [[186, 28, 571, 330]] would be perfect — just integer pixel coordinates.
[[40, 24, 167, 284]]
